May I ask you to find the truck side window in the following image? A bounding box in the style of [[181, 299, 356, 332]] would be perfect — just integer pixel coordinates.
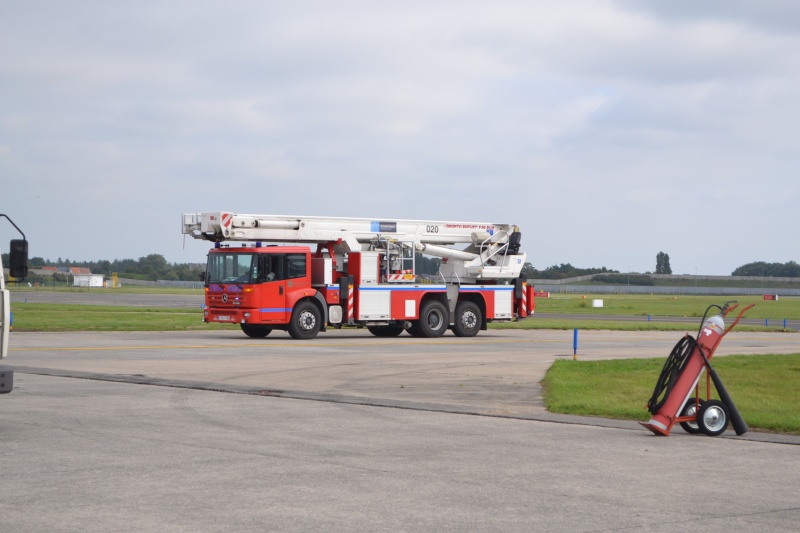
[[285, 254, 306, 279], [260, 255, 282, 282], [259, 255, 273, 282]]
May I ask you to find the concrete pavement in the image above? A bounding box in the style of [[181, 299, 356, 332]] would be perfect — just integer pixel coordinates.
[[5, 328, 799, 437], [2, 328, 799, 531], [2, 372, 799, 532]]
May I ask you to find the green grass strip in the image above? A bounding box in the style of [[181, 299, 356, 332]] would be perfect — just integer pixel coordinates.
[[542, 353, 800, 435], [10, 303, 235, 332], [491, 319, 786, 333], [534, 294, 800, 320], [10, 301, 794, 333]]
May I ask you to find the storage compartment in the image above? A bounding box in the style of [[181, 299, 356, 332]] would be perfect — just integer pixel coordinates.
[[358, 289, 391, 319]]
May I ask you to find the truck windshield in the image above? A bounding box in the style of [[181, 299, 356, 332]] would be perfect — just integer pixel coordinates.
[[206, 253, 258, 284], [206, 252, 307, 284]]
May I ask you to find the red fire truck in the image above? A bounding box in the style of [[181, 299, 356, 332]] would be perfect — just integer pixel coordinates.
[[182, 212, 534, 340]]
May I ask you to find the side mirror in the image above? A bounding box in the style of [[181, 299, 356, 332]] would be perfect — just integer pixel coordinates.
[[9, 239, 28, 279], [199, 271, 206, 282]]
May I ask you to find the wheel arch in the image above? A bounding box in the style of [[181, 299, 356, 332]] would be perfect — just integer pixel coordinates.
[[420, 291, 450, 313]]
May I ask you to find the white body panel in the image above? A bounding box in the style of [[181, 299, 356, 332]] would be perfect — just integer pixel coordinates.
[[357, 288, 391, 320], [494, 289, 513, 319]]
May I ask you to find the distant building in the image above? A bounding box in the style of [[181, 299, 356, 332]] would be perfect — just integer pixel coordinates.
[[70, 267, 104, 287], [73, 274, 103, 287]]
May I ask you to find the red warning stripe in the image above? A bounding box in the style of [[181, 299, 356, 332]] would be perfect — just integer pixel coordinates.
[[347, 289, 354, 321]]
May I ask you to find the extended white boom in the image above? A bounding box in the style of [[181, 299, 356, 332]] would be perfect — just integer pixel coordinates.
[[183, 212, 526, 281]]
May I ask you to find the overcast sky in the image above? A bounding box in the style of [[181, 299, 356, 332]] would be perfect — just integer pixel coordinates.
[[2, 1, 798, 275]]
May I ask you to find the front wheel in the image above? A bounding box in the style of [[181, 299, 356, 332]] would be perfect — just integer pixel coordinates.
[[697, 399, 730, 437], [288, 301, 321, 340], [453, 301, 482, 337]]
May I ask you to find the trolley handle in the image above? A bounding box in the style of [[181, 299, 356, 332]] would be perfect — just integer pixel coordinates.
[[721, 301, 738, 317], [721, 303, 755, 339]]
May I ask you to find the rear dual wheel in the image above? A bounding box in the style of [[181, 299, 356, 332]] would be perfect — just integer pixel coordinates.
[[453, 301, 482, 338], [410, 300, 449, 338], [406, 322, 424, 337], [368, 325, 404, 337]]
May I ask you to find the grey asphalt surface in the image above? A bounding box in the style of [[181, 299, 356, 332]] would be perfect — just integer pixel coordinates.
[[3, 372, 800, 533], [3, 327, 800, 532], [6, 328, 800, 420], [2, 291, 799, 531]]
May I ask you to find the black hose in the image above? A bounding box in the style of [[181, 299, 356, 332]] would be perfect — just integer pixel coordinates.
[[646, 335, 695, 415]]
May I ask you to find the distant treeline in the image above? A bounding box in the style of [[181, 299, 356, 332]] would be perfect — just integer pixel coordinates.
[[592, 274, 655, 285], [18, 254, 204, 282], [521, 263, 618, 280], [521, 260, 800, 286], [732, 261, 800, 278]]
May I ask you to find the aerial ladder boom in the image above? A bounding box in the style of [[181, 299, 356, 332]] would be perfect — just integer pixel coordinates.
[[183, 212, 526, 281]]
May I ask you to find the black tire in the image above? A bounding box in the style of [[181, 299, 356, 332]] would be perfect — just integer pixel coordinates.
[[697, 399, 730, 437], [288, 301, 321, 340], [367, 325, 405, 337], [679, 397, 704, 434], [406, 321, 425, 337], [417, 300, 449, 338], [453, 301, 482, 338], [240, 324, 272, 338]]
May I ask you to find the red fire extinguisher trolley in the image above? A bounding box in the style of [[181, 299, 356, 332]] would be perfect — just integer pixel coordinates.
[[642, 302, 754, 437]]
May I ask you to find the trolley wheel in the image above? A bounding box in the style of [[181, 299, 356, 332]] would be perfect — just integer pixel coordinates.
[[679, 397, 705, 434], [240, 324, 272, 338], [697, 399, 730, 437]]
